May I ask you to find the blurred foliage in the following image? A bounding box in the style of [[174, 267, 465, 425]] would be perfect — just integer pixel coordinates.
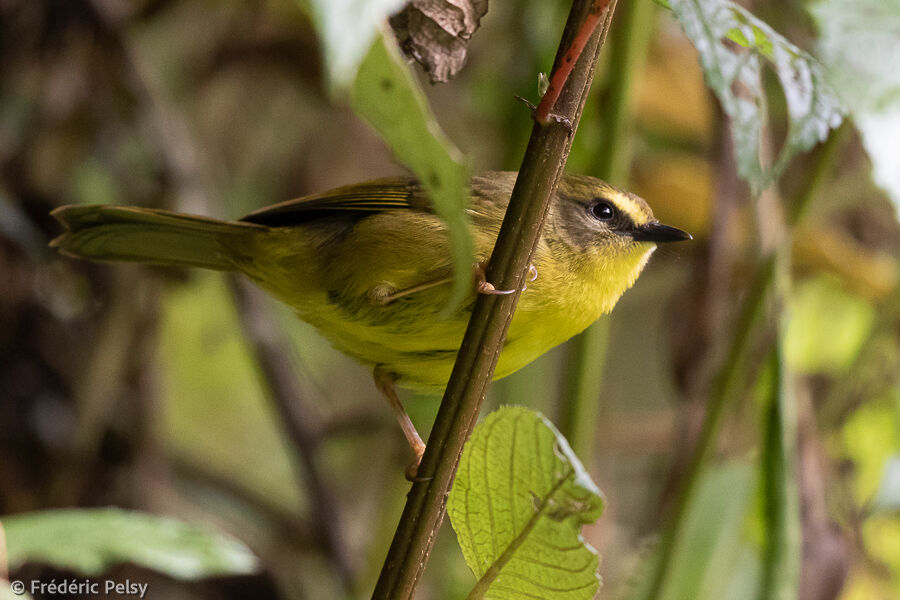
[[667, 0, 845, 193], [1, 0, 899, 599], [158, 273, 302, 510], [627, 463, 758, 600], [4, 508, 258, 578], [785, 275, 875, 375], [811, 0, 900, 214], [303, 0, 406, 89]]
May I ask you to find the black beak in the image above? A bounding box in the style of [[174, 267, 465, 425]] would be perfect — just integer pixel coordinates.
[[632, 222, 692, 243]]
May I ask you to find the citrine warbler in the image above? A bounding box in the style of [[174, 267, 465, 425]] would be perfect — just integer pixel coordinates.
[[52, 171, 690, 469]]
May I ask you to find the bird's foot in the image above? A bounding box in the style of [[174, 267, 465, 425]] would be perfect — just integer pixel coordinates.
[[475, 262, 537, 295]]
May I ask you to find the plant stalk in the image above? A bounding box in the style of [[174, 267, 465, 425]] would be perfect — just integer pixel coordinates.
[[370, 1, 619, 597], [758, 310, 800, 600]]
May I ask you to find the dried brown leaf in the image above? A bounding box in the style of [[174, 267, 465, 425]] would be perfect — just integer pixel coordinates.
[[391, 0, 489, 83]]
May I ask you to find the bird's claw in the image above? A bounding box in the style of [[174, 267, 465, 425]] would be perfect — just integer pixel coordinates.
[[475, 262, 538, 295], [478, 280, 517, 295], [405, 459, 432, 483]]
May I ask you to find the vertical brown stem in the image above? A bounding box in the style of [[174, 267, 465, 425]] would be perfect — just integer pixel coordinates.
[[371, 1, 619, 597]]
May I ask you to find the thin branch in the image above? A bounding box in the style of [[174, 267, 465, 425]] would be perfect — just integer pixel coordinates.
[[371, 2, 619, 598], [227, 277, 355, 590], [759, 331, 800, 600], [534, 0, 613, 124]]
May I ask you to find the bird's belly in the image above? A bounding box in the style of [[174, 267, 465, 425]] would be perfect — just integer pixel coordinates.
[[297, 297, 595, 392], [242, 241, 611, 391], [247, 273, 605, 392], [310, 309, 469, 391], [495, 306, 596, 379]]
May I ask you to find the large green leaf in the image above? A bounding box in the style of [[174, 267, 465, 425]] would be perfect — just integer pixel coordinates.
[[448, 406, 604, 600], [303, 0, 408, 89], [352, 33, 472, 310], [3, 508, 258, 579], [667, 0, 844, 193], [810, 0, 900, 215], [296, 2, 473, 309]]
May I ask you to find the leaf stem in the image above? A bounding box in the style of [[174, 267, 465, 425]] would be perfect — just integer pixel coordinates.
[[466, 475, 569, 600], [370, 2, 619, 597], [758, 329, 800, 600]]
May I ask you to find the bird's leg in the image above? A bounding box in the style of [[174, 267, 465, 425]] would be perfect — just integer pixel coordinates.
[[373, 366, 427, 480], [369, 277, 453, 305], [475, 261, 538, 295], [372, 262, 539, 305]]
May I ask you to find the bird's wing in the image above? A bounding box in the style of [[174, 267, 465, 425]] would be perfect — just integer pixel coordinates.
[[240, 177, 430, 227]]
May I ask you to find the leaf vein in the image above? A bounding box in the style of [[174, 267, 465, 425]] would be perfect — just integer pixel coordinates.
[[498, 569, 598, 593]]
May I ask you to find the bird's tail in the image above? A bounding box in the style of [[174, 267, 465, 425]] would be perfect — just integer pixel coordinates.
[[50, 205, 265, 271]]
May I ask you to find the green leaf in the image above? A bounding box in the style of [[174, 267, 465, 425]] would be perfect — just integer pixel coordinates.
[[447, 406, 604, 600], [810, 0, 900, 215], [302, 0, 408, 89], [352, 33, 473, 311], [667, 0, 845, 193], [4, 508, 259, 579]]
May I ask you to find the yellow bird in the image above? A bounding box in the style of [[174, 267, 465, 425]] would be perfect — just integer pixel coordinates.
[[52, 171, 690, 471]]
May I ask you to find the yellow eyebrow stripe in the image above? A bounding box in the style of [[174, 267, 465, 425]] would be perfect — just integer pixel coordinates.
[[613, 192, 652, 226]]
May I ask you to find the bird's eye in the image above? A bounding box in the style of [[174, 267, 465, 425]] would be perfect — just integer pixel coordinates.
[[589, 200, 616, 221]]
